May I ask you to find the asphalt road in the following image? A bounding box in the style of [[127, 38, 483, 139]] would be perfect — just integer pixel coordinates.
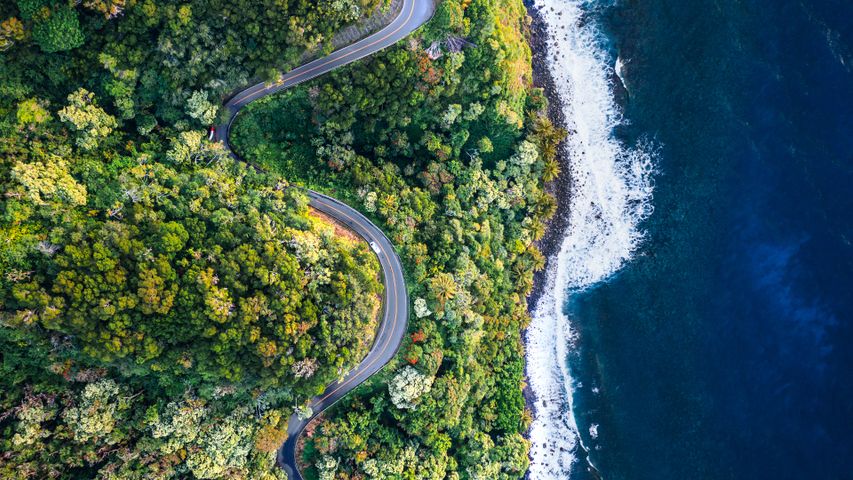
[[278, 192, 409, 480], [217, 0, 436, 148], [215, 0, 435, 478]]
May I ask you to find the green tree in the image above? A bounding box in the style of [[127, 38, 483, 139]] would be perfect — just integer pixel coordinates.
[[32, 5, 84, 53], [186, 90, 219, 125], [184, 408, 254, 479], [62, 379, 127, 444], [58, 88, 117, 151], [11, 156, 88, 206], [15, 0, 49, 21], [15, 98, 50, 125]]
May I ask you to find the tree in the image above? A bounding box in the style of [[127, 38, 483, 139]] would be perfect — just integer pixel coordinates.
[[388, 366, 433, 410], [186, 90, 219, 125], [166, 130, 227, 165], [11, 392, 57, 447], [477, 136, 494, 154], [136, 114, 158, 136], [543, 158, 561, 182], [32, 6, 84, 53], [363, 191, 378, 212], [413, 297, 432, 318], [441, 104, 462, 129], [11, 156, 88, 206], [463, 102, 485, 121], [296, 404, 313, 420], [16, 98, 50, 125], [0, 17, 25, 51], [58, 88, 117, 151], [429, 272, 457, 310], [148, 399, 208, 454], [166, 130, 205, 164], [15, 0, 49, 21], [185, 408, 254, 479], [510, 140, 539, 167], [316, 455, 339, 480], [426, 0, 465, 40], [292, 358, 319, 379], [254, 410, 287, 453], [83, 0, 126, 19], [100, 53, 138, 119], [62, 379, 126, 444]]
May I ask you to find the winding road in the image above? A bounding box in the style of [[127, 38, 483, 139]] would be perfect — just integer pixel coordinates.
[[216, 0, 435, 478]]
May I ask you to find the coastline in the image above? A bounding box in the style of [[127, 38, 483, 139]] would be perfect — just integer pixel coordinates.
[[520, 0, 655, 476], [524, 1, 573, 312], [522, 0, 574, 462]]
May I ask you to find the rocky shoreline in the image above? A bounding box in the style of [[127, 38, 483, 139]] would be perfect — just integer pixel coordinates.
[[525, 0, 573, 310], [522, 0, 577, 475]]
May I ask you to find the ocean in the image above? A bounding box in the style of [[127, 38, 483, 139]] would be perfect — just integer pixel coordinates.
[[526, 0, 853, 479]]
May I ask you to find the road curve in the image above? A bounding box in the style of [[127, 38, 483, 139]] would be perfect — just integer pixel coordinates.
[[216, 0, 435, 478], [278, 192, 409, 480], [217, 0, 436, 149]]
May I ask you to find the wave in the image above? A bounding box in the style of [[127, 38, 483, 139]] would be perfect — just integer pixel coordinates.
[[526, 0, 656, 478], [614, 56, 627, 91]]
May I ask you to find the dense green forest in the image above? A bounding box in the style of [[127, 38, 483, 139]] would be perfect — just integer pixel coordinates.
[[1, 0, 385, 478], [233, 0, 564, 478], [1, 0, 563, 478]]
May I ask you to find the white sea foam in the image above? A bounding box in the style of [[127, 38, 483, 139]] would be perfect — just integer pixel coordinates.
[[614, 56, 627, 90], [589, 423, 599, 439], [526, 0, 656, 478]]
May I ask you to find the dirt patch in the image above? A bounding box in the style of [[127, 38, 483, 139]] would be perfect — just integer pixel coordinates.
[[309, 207, 364, 243], [357, 292, 383, 353]]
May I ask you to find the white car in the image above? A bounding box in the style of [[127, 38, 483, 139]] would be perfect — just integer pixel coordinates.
[[369, 241, 381, 254]]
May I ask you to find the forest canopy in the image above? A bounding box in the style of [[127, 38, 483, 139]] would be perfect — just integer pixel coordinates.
[[0, 0, 563, 478], [1, 0, 386, 477], [232, 0, 564, 477]]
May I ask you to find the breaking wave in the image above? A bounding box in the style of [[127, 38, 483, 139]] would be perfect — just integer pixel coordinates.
[[526, 0, 656, 478]]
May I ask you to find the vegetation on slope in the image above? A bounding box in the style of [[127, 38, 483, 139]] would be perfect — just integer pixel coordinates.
[[1, 1, 386, 478], [1, 0, 565, 477], [232, 0, 565, 477]]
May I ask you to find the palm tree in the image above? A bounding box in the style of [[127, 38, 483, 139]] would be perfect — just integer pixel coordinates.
[[529, 219, 546, 242], [430, 272, 457, 309], [543, 158, 561, 182]]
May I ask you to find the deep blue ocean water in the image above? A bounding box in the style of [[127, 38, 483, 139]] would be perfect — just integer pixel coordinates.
[[565, 1, 853, 478]]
